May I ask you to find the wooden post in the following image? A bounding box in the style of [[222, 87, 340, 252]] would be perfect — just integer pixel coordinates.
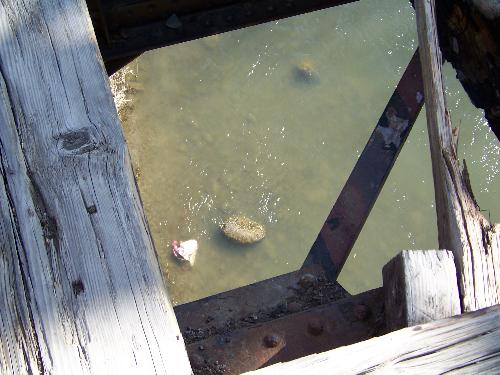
[[415, 0, 500, 312], [383, 250, 461, 331], [0, 1, 192, 374]]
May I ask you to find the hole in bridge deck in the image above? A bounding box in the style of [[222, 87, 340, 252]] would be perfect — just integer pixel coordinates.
[[111, 0, 498, 304]]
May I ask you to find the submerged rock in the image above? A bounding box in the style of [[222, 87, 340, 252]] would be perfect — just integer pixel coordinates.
[[292, 59, 320, 85], [221, 216, 265, 244]]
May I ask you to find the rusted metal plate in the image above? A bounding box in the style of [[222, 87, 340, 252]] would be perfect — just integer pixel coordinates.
[[92, 0, 362, 69], [185, 288, 384, 374], [174, 265, 349, 345], [303, 50, 425, 280]]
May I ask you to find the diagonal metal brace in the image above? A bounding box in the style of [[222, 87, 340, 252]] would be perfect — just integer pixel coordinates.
[[303, 49, 425, 281]]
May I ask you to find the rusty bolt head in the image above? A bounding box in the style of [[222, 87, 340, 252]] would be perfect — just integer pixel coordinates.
[[354, 304, 371, 321], [298, 273, 317, 289], [307, 319, 324, 336], [287, 301, 302, 313], [263, 334, 281, 348]]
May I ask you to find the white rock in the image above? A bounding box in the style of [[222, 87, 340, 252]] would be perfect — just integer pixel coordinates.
[[172, 239, 198, 266]]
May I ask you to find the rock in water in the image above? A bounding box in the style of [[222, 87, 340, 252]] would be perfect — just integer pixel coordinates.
[[221, 216, 266, 244], [292, 59, 320, 85]]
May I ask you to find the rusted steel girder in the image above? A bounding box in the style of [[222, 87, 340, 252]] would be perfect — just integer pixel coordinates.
[[303, 50, 425, 280], [184, 288, 383, 374], [174, 265, 349, 345], [174, 264, 383, 374], [87, 0, 362, 74]]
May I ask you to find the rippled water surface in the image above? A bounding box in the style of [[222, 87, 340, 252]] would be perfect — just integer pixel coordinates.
[[121, 0, 498, 304]]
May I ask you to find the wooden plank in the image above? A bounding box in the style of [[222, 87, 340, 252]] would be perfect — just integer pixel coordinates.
[[415, 0, 500, 312], [0, 1, 191, 374], [243, 305, 500, 375], [383, 250, 461, 331]]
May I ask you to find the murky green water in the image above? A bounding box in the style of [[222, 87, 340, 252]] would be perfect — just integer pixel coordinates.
[[122, 0, 498, 305]]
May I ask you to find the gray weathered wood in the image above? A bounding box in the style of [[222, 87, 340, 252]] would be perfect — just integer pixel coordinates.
[[243, 305, 500, 375], [0, 1, 191, 374], [383, 250, 461, 331], [415, 0, 500, 312]]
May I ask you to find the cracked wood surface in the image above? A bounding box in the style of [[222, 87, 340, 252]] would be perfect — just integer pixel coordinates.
[[415, 0, 500, 312], [383, 250, 461, 331], [0, 0, 191, 373]]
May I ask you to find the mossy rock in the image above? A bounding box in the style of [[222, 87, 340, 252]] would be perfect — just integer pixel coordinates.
[[221, 216, 266, 244]]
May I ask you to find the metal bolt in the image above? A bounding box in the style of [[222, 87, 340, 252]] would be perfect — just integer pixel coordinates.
[[354, 304, 371, 321], [198, 345, 205, 351], [307, 319, 324, 336], [263, 334, 280, 348], [287, 301, 301, 313]]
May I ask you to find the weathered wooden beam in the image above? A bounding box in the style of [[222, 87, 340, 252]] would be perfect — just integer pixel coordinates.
[[383, 250, 461, 331], [0, 0, 191, 373], [243, 305, 500, 374], [415, 0, 500, 312]]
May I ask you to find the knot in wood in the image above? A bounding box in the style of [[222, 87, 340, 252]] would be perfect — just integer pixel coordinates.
[[72, 279, 85, 296], [58, 129, 96, 154]]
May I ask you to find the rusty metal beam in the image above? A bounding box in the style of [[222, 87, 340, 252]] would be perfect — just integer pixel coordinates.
[[174, 265, 349, 345], [184, 288, 384, 374], [303, 50, 425, 280], [89, 0, 362, 72]]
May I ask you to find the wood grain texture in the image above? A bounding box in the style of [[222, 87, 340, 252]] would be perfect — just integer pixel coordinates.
[[0, 0, 191, 373], [243, 305, 500, 375], [415, 0, 500, 312], [383, 250, 461, 331]]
